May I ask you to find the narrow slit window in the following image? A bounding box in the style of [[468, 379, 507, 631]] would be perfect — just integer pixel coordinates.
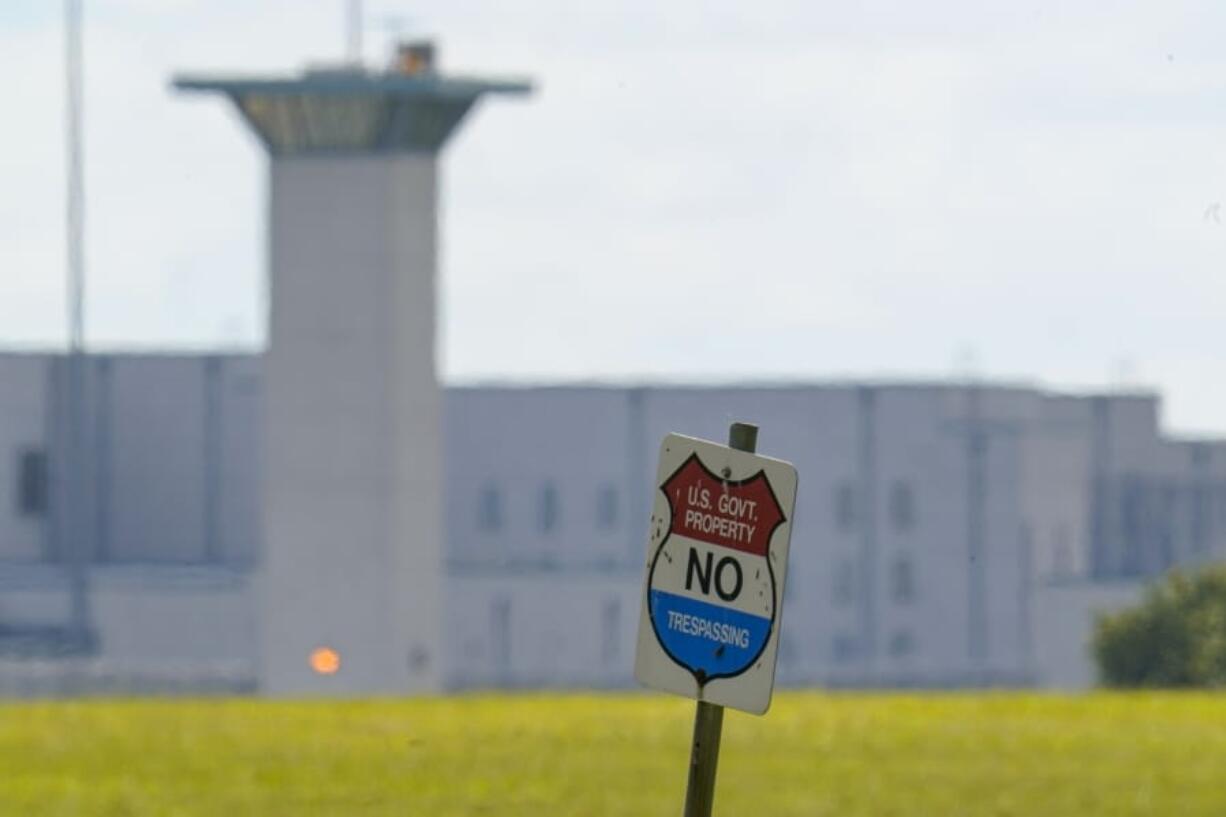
[[477, 482, 502, 533], [596, 484, 619, 531], [539, 482, 559, 534], [16, 449, 48, 518]]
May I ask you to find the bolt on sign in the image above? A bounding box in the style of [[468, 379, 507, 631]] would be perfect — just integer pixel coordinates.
[[635, 433, 798, 715]]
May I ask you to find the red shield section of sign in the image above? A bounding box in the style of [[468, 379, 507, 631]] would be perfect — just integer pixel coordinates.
[[662, 456, 784, 556], [647, 453, 788, 684]]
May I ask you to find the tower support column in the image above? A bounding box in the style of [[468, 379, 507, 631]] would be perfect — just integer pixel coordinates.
[[262, 155, 443, 694]]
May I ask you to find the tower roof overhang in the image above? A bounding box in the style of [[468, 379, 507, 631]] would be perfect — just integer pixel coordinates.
[[173, 70, 532, 156]]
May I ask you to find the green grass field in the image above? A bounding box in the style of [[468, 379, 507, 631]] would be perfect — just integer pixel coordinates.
[[2, 692, 1225, 816]]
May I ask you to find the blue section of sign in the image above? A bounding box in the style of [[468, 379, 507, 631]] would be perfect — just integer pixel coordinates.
[[649, 589, 772, 679]]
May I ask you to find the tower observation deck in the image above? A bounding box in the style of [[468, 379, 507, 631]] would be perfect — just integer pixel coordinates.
[[174, 44, 532, 695], [175, 48, 530, 155]]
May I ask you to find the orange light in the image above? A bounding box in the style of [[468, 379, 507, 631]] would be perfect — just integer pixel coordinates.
[[309, 646, 341, 675]]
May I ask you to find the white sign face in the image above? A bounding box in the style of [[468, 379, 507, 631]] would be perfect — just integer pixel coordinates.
[[634, 433, 798, 715]]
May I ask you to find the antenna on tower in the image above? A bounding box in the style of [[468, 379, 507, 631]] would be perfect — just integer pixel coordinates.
[[346, 0, 363, 65], [66, 0, 84, 353], [63, 0, 93, 648]]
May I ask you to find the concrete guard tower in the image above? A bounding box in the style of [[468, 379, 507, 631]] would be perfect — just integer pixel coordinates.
[[174, 45, 531, 695]]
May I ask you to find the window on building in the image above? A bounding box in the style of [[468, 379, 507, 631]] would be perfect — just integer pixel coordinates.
[[407, 645, 430, 675], [888, 480, 915, 532], [477, 482, 502, 533], [1192, 481, 1212, 554], [16, 449, 47, 518], [835, 481, 857, 533], [491, 597, 511, 675], [833, 633, 858, 663], [778, 632, 796, 668], [890, 555, 915, 604], [888, 630, 915, 658], [601, 598, 621, 666], [1052, 525, 1072, 577], [834, 558, 855, 607], [539, 482, 559, 534], [1118, 476, 1148, 573], [596, 484, 619, 531]]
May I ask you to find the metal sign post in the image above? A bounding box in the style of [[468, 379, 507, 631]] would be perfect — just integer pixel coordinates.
[[681, 422, 756, 817], [683, 697, 725, 817]]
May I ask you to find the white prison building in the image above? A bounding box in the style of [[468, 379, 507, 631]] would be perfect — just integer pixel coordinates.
[[0, 355, 1223, 693]]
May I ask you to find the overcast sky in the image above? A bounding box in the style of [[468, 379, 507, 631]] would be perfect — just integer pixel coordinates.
[[2, 1, 1226, 433]]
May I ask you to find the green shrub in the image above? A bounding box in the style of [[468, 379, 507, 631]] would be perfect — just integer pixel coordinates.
[[1094, 564, 1226, 687]]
